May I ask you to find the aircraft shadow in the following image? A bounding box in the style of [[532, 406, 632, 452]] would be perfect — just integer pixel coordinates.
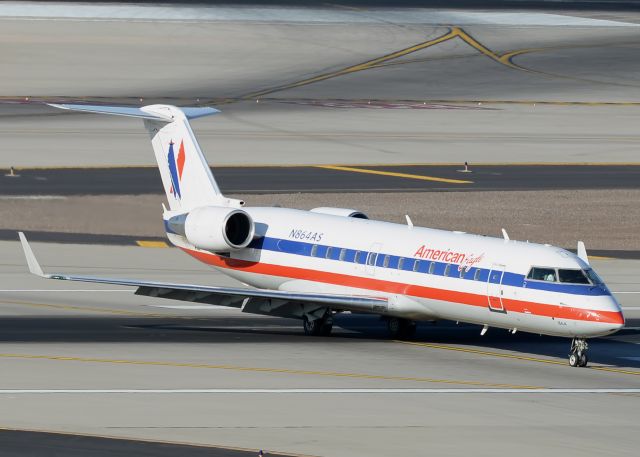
[[0, 314, 638, 370]]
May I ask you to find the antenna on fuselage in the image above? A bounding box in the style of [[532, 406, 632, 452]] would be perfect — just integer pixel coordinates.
[[501, 228, 510, 241], [405, 215, 413, 229]]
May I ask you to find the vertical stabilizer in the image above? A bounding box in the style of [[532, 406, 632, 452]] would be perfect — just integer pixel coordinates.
[[49, 103, 234, 212], [141, 105, 223, 211]]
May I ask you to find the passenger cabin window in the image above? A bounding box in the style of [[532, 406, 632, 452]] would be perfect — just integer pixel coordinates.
[[444, 264, 451, 277], [459, 266, 466, 278], [383, 255, 390, 268], [558, 269, 590, 284], [311, 245, 318, 257], [527, 267, 557, 282], [412, 260, 420, 272], [354, 251, 361, 263], [428, 262, 435, 274], [326, 247, 333, 259], [398, 258, 405, 270], [474, 269, 481, 281], [339, 248, 347, 261], [367, 252, 377, 266]]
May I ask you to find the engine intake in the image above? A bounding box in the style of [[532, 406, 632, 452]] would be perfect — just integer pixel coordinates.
[[168, 206, 255, 251]]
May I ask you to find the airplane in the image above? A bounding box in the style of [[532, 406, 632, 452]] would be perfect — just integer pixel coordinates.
[[18, 103, 624, 368]]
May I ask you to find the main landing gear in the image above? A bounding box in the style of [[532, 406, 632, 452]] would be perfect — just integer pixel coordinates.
[[387, 317, 416, 340], [303, 313, 333, 336], [569, 338, 589, 367]]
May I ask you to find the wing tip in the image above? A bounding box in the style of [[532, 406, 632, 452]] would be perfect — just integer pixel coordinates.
[[18, 232, 46, 277]]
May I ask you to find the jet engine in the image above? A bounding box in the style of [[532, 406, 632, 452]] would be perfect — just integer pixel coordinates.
[[168, 206, 255, 251], [309, 207, 369, 219]]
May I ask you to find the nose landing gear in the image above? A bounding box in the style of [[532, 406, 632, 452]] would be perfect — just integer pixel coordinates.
[[569, 338, 589, 367]]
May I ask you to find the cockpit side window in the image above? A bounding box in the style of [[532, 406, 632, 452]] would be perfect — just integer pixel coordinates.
[[527, 267, 557, 282], [584, 269, 604, 285], [558, 269, 590, 284]]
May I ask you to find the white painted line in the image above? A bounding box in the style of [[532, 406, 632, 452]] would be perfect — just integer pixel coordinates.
[[0, 289, 130, 292], [622, 307, 640, 310], [0, 389, 638, 394], [0, 196, 67, 200]]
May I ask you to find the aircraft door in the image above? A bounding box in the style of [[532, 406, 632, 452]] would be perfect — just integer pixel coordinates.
[[487, 263, 506, 312], [365, 243, 382, 276]]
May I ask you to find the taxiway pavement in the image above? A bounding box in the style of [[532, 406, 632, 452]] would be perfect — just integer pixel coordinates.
[[2, 164, 640, 195], [0, 241, 638, 457], [2, 2, 640, 455]]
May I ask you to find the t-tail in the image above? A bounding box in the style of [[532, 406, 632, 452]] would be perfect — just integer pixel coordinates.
[[49, 103, 242, 212], [50, 103, 255, 252]]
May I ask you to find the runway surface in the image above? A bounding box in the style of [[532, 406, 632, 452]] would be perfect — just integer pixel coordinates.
[[0, 241, 638, 456], [2, 164, 639, 194]]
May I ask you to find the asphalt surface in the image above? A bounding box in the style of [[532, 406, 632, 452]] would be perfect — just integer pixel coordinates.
[[0, 241, 639, 457], [0, 430, 282, 457], [3, 164, 640, 195]]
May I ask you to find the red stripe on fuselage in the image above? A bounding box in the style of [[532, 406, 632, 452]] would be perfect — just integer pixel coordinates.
[[182, 248, 623, 325]]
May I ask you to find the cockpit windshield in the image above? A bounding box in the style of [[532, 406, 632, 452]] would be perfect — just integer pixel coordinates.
[[527, 267, 556, 282], [558, 269, 590, 284], [527, 267, 603, 285]]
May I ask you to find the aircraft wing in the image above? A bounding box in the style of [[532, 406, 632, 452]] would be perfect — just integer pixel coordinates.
[[18, 233, 388, 314]]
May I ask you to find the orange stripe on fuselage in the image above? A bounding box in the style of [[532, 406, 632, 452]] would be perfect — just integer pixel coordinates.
[[182, 248, 624, 325]]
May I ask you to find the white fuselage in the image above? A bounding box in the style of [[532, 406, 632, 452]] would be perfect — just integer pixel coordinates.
[[167, 207, 624, 338]]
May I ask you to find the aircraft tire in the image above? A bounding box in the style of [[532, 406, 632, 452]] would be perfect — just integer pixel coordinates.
[[579, 353, 588, 367], [320, 322, 333, 336], [303, 316, 322, 336], [387, 318, 416, 340], [569, 353, 579, 367]]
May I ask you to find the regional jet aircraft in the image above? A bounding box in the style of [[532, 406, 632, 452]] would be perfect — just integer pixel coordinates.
[[19, 104, 625, 367]]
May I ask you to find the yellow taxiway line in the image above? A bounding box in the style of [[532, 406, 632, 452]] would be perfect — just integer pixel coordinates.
[[316, 165, 474, 184], [395, 341, 640, 376], [136, 240, 169, 248], [0, 352, 542, 389], [0, 299, 162, 317]]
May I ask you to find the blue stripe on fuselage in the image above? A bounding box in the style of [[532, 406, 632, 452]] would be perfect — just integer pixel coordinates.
[[166, 231, 609, 297]]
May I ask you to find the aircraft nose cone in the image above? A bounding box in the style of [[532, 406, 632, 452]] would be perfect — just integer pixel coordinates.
[[607, 297, 625, 330]]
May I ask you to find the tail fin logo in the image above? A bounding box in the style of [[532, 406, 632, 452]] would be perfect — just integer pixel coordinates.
[[167, 140, 186, 199]]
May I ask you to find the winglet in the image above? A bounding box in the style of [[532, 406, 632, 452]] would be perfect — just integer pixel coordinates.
[[18, 232, 46, 277], [577, 241, 590, 265]]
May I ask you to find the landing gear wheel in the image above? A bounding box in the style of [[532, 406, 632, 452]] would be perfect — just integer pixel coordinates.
[[303, 316, 322, 336], [387, 318, 416, 340], [569, 353, 579, 367], [579, 353, 588, 367], [320, 321, 333, 336], [568, 338, 589, 367], [303, 314, 333, 337]]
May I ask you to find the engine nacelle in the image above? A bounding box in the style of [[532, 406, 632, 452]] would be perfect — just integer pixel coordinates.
[[310, 207, 368, 219], [169, 206, 255, 251]]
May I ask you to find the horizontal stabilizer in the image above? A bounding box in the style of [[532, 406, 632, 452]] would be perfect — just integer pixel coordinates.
[[49, 104, 219, 122]]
